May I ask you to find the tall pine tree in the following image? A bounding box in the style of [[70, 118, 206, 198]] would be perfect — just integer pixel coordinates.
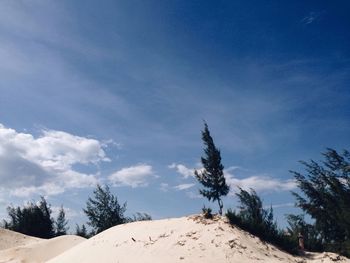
[[55, 206, 69, 236], [195, 122, 229, 215]]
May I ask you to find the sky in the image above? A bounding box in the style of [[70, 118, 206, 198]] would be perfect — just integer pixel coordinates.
[[0, 0, 349, 230]]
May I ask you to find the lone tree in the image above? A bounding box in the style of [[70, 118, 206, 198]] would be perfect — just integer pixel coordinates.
[[55, 206, 69, 236], [195, 122, 230, 215], [83, 184, 127, 234]]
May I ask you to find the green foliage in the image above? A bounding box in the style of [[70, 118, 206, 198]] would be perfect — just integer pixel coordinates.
[[291, 148, 350, 257], [195, 122, 230, 215], [3, 197, 55, 238], [55, 206, 69, 236], [202, 206, 213, 219], [285, 214, 323, 252], [126, 212, 152, 223], [83, 184, 127, 234], [226, 188, 298, 254], [75, 224, 89, 238]]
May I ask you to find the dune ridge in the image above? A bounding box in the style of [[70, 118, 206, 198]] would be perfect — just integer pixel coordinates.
[[0, 233, 85, 263], [0, 228, 42, 251], [47, 215, 349, 263]]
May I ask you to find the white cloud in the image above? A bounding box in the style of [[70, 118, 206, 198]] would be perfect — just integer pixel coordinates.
[[51, 206, 79, 220], [174, 183, 195, 191], [109, 164, 156, 188], [0, 123, 108, 197], [10, 184, 65, 198], [168, 163, 194, 179], [169, 162, 296, 194], [160, 183, 170, 192], [224, 169, 297, 194]]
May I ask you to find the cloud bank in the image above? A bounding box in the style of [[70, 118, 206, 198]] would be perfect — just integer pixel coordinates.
[[0, 124, 108, 196]]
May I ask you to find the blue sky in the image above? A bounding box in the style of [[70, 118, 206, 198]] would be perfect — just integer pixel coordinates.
[[0, 0, 349, 230]]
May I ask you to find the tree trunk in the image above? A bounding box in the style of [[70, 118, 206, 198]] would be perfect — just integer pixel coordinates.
[[218, 199, 223, 215]]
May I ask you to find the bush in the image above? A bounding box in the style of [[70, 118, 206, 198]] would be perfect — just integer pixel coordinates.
[[226, 188, 298, 255], [202, 206, 213, 219], [126, 212, 152, 222]]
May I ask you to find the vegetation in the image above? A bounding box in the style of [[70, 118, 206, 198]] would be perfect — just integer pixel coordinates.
[[54, 206, 69, 236], [75, 224, 89, 238], [285, 214, 323, 252], [291, 148, 350, 257], [83, 184, 127, 234], [126, 212, 152, 222], [1, 183, 153, 240], [195, 122, 230, 215], [3, 197, 55, 238], [1, 122, 349, 258], [226, 188, 297, 254], [202, 206, 213, 219], [225, 149, 350, 257]]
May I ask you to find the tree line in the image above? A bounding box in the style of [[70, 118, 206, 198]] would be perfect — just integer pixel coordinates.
[[195, 122, 350, 257], [1, 122, 349, 257], [3, 197, 68, 239], [2, 184, 151, 239]]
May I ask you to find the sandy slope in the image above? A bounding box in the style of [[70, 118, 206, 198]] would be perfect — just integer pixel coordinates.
[[0, 228, 42, 251], [47, 215, 349, 263], [0, 235, 85, 263]]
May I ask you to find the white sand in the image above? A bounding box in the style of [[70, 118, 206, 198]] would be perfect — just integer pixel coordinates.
[[46, 215, 349, 263], [0, 234, 85, 263], [0, 228, 42, 251]]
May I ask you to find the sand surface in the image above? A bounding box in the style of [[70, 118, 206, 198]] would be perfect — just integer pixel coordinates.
[[46, 215, 349, 263], [0, 234, 85, 263], [1, 216, 348, 263], [0, 228, 42, 251]]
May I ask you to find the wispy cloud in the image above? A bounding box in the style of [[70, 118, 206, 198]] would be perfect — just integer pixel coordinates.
[[186, 191, 203, 199], [301, 11, 323, 25], [174, 183, 195, 191], [109, 164, 157, 188], [264, 203, 295, 209], [160, 183, 170, 192], [0, 123, 108, 197]]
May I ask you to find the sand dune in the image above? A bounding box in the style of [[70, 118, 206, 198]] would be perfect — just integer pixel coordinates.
[[0, 228, 42, 251], [47, 215, 349, 263], [0, 234, 85, 263], [1, 216, 348, 263]]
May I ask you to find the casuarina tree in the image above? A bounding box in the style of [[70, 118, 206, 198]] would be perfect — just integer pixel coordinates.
[[55, 206, 69, 236], [195, 122, 230, 215], [291, 148, 350, 256], [83, 184, 127, 234], [3, 196, 55, 238]]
